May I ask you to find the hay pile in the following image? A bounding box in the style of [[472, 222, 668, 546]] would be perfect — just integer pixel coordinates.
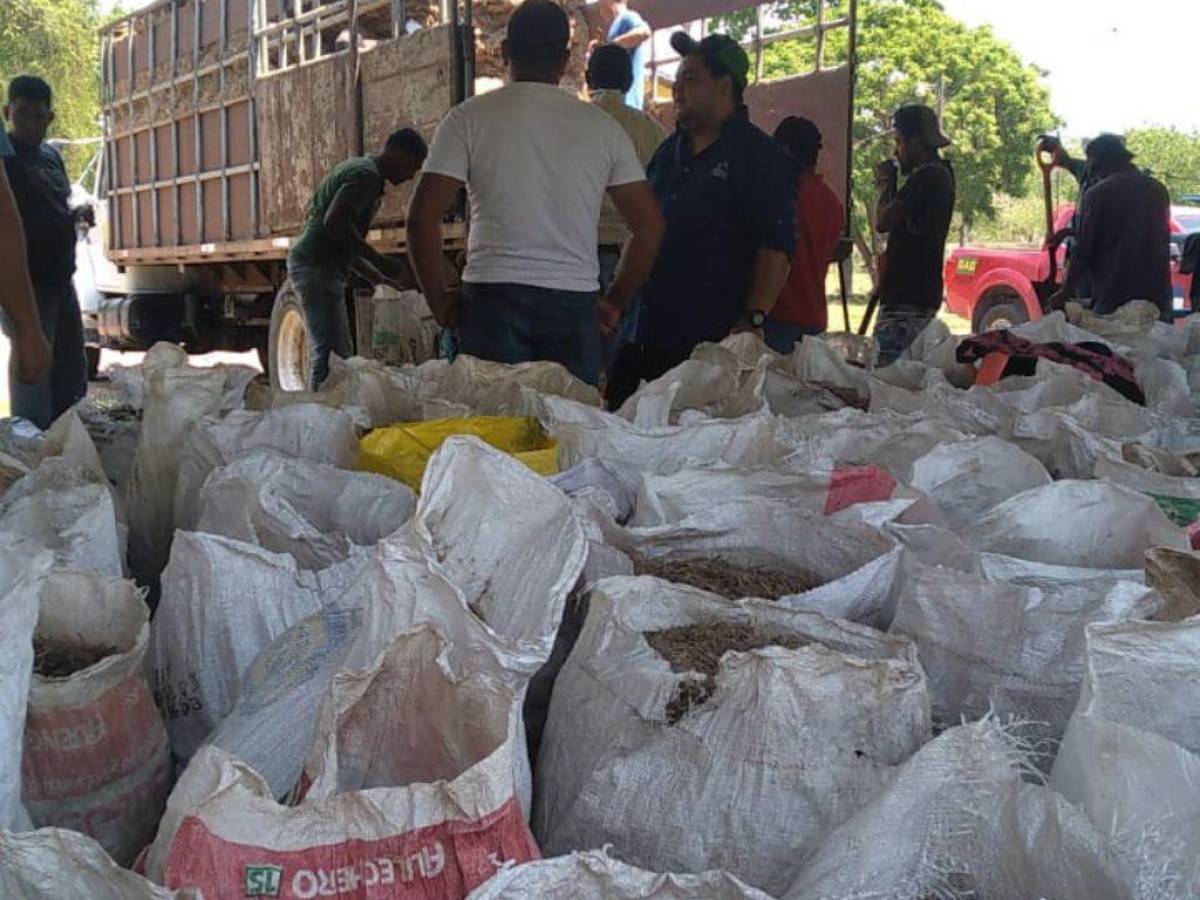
[[33, 636, 115, 679], [634, 555, 823, 600], [645, 622, 809, 723]]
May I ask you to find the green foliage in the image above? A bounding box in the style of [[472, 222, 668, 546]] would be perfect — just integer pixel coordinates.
[[715, 0, 1059, 247], [1125, 127, 1200, 203], [0, 0, 106, 177]]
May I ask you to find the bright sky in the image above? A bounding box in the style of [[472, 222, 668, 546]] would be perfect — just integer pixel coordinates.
[[940, 0, 1200, 138], [104, 0, 1200, 137]]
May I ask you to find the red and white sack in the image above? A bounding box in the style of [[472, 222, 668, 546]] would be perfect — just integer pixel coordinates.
[[23, 570, 170, 865], [205, 437, 585, 802], [534, 576, 930, 896], [149, 629, 540, 900], [626, 497, 903, 629], [0, 828, 195, 899], [465, 848, 773, 899], [628, 464, 904, 528]]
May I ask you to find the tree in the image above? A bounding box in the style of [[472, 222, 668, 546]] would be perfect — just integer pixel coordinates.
[[1125, 127, 1200, 203], [716, 0, 1058, 281], [0, 0, 106, 177]]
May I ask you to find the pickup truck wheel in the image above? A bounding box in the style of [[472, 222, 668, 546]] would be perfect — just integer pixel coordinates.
[[268, 281, 311, 392], [973, 296, 1028, 334]]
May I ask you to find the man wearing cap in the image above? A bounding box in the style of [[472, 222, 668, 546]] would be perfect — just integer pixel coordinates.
[[1048, 135, 1172, 321], [872, 104, 956, 366], [607, 31, 796, 408], [407, 0, 665, 386], [768, 116, 846, 352]]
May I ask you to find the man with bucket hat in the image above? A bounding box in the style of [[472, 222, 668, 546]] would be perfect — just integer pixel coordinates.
[[872, 103, 956, 365], [606, 31, 797, 408]]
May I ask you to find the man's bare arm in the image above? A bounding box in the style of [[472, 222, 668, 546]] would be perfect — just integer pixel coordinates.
[[611, 22, 651, 50], [323, 193, 401, 279], [599, 181, 664, 333], [407, 172, 463, 326], [745, 249, 792, 314], [0, 166, 50, 383]]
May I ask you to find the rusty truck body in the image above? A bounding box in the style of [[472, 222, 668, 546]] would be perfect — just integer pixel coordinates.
[[94, 0, 472, 388]]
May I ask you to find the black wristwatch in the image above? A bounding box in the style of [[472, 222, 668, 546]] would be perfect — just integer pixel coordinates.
[[744, 310, 766, 328]]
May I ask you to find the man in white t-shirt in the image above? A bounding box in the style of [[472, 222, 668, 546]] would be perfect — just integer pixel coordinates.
[[406, 0, 664, 385]]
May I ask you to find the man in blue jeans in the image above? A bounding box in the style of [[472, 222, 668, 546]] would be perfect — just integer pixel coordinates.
[[287, 129, 427, 388], [3, 76, 89, 428], [407, 0, 664, 386]]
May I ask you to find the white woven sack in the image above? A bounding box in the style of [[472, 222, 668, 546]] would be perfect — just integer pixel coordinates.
[[534, 576, 930, 896]]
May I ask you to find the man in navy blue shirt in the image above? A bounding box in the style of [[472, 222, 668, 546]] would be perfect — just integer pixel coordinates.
[[607, 33, 796, 409], [4, 75, 88, 428]]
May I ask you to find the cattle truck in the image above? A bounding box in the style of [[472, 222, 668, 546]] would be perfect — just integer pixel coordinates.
[[92, 0, 473, 390]]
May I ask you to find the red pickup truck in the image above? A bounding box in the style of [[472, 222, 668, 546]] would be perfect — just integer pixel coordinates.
[[945, 204, 1200, 332]]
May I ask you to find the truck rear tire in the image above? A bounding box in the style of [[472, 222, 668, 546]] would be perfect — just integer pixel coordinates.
[[268, 280, 311, 392], [972, 294, 1028, 334], [85, 346, 101, 381]]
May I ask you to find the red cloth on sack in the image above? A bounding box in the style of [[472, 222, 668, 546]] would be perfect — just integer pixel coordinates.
[[772, 171, 845, 331]]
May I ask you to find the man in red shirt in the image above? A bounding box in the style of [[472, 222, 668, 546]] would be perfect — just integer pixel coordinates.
[[767, 116, 845, 353]]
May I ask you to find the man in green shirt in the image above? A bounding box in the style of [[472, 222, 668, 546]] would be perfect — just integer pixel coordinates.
[[287, 128, 427, 387]]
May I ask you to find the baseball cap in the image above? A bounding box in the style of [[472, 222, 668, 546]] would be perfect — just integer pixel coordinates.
[[670, 31, 750, 94], [893, 104, 951, 149]]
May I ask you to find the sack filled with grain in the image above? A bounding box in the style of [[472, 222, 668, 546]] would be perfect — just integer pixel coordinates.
[[533, 576, 930, 895], [22, 570, 169, 865], [624, 497, 903, 629], [145, 628, 540, 899]]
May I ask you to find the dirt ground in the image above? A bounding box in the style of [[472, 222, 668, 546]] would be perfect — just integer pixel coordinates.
[[0, 338, 261, 418]]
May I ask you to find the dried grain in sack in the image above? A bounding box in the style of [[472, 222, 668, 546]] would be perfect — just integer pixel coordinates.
[[22, 570, 169, 865], [534, 576, 930, 895]]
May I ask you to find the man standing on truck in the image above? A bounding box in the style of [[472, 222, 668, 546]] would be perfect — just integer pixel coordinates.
[[1048, 135, 1173, 321], [3, 75, 88, 429], [872, 104, 956, 366], [587, 43, 664, 377], [606, 32, 797, 408], [407, 0, 664, 387], [768, 116, 846, 353], [288, 128, 427, 388], [594, 0, 652, 110]]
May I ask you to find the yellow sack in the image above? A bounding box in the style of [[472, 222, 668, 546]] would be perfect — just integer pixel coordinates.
[[360, 416, 559, 491]]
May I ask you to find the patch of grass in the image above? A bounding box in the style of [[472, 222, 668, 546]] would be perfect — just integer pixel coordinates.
[[822, 267, 971, 335]]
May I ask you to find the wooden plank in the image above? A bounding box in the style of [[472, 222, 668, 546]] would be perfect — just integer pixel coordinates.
[[360, 24, 455, 227], [256, 51, 353, 234]]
